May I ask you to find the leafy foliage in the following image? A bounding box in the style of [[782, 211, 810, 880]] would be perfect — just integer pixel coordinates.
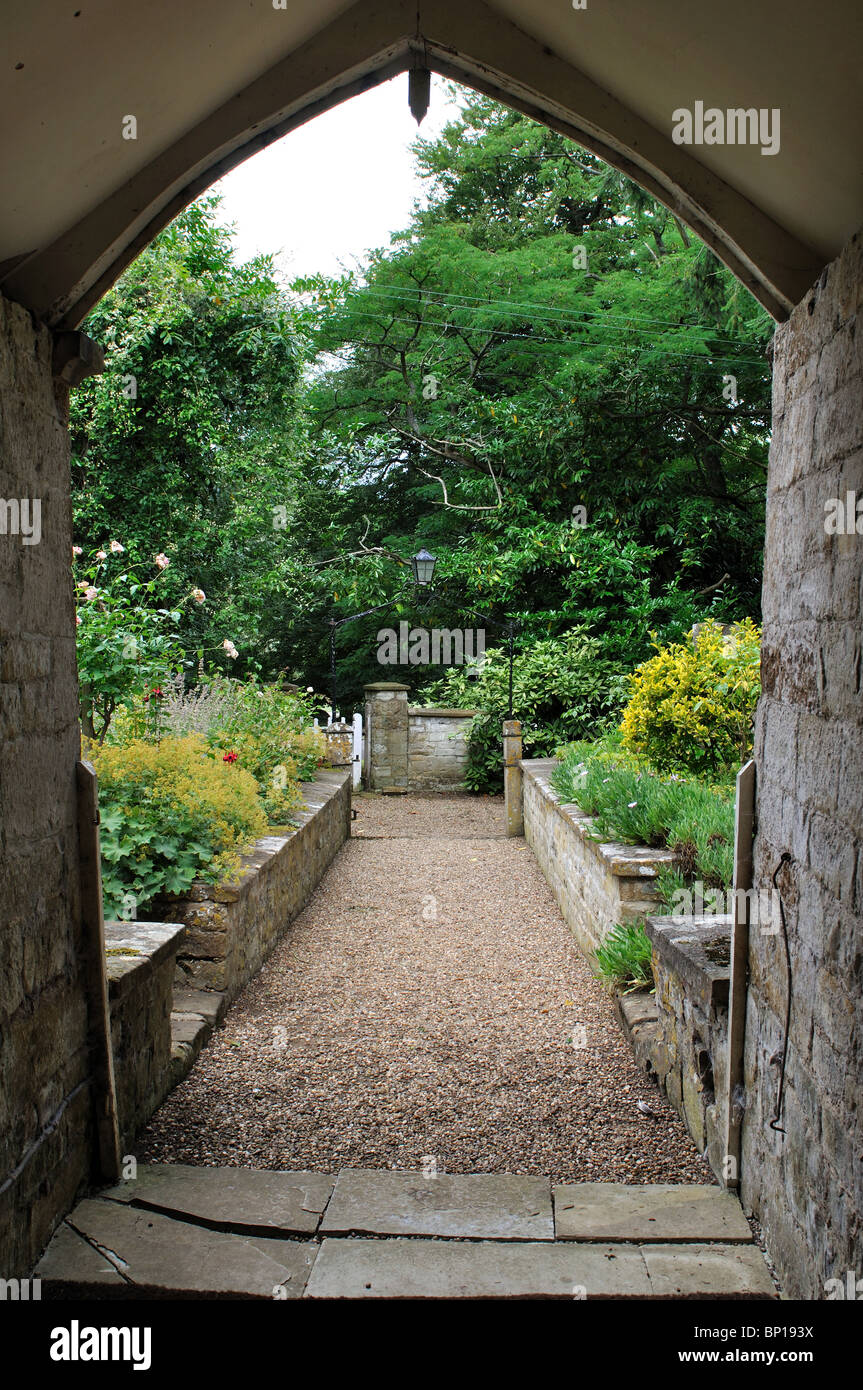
[[287, 89, 770, 708], [593, 922, 654, 994], [552, 737, 735, 891], [74, 545, 187, 741], [71, 199, 304, 678], [109, 674, 329, 823], [199, 677, 327, 820], [87, 735, 268, 918], [418, 627, 621, 791], [620, 618, 761, 774], [71, 89, 770, 727]]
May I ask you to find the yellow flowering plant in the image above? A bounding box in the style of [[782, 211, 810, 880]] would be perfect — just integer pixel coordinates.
[[620, 619, 761, 775], [86, 734, 267, 918]]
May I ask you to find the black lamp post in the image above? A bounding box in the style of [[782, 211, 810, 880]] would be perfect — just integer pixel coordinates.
[[326, 544, 516, 722]]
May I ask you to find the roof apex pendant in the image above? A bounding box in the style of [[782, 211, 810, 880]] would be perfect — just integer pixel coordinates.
[[408, 65, 431, 125]]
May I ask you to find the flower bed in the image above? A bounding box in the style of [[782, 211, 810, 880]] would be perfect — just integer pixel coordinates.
[[550, 735, 736, 914], [89, 678, 329, 921], [101, 770, 352, 1149]]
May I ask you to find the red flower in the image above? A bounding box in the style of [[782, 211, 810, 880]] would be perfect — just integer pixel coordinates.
[[223, 751, 238, 763]]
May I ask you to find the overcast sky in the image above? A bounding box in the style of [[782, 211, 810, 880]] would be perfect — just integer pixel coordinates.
[[211, 74, 464, 282]]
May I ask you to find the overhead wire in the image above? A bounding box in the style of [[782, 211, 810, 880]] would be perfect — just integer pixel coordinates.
[[312, 309, 770, 369]]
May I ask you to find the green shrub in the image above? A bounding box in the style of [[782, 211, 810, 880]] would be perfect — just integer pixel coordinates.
[[87, 734, 267, 918], [593, 922, 654, 993], [620, 618, 761, 776], [200, 678, 327, 820], [552, 739, 735, 895], [75, 546, 186, 742], [417, 628, 623, 793]]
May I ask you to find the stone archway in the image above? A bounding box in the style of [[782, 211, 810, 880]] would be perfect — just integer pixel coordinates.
[[0, 0, 848, 327]]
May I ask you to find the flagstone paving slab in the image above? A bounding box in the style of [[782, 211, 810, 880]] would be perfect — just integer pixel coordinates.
[[319, 1169, 553, 1240], [35, 1167, 777, 1299], [99, 1163, 334, 1235], [641, 1243, 776, 1299], [56, 1198, 315, 1297], [305, 1237, 650, 1299], [36, 1220, 127, 1291], [553, 1183, 752, 1243]]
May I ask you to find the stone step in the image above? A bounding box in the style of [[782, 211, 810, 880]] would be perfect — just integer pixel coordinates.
[[99, 1163, 334, 1235], [553, 1183, 753, 1243], [169, 1012, 213, 1086], [36, 1200, 316, 1298], [172, 987, 227, 1026], [319, 1169, 554, 1241], [305, 1237, 776, 1300], [35, 1167, 774, 1300]]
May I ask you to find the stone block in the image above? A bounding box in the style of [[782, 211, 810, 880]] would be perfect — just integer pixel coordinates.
[[101, 1163, 334, 1234], [320, 1169, 553, 1241], [306, 1237, 652, 1299], [553, 1183, 752, 1243], [42, 1198, 315, 1297], [640, 1243, 776, 1298]]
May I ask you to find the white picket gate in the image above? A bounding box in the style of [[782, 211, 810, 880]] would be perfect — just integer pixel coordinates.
[[314, 710, 363, 788]]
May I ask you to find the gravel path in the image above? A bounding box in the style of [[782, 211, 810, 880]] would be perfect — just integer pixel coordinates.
[[138, 793, 712, 1185]]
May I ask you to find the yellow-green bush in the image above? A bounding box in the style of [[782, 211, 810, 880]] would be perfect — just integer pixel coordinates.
[[620, 618, 761, 775], [206, 725, 326, 821], [86, 734, 268, 917]]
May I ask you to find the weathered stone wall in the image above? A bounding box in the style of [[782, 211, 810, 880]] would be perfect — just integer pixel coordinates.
[[645, 915, 732, 1179], [743, 230, 863, 1299], [364, 683, 409, 791], [521, 759, 674, 956], [407, 707, 474, 789], [0, 293, 93, 1277], [104, 921, 184, 1152], [163, 770, 351, 999]]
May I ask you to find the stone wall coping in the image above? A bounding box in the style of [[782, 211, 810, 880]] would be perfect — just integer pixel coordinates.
[[645, 914, 732, 1009], [408, 707, 476, 718], [364, 682, 410, 692], [521, 758, 678, 879], [159, 769, 351, 906], [104, 920, 185, 1000]]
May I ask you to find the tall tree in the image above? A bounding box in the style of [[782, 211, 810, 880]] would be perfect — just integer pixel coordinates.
[[286, 92, 772, 703], [71, 198, 306, 674]]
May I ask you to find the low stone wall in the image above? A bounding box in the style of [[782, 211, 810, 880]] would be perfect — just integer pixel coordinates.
[[408, 707, 474, 789], [521, 759, 675, 955], [161, 770, 351, 999], [644, 915, 732, 1179], [104, 921, 184, 1151]]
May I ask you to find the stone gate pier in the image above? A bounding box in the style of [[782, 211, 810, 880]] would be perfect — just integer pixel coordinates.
[[363, 683, 474, 792]]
